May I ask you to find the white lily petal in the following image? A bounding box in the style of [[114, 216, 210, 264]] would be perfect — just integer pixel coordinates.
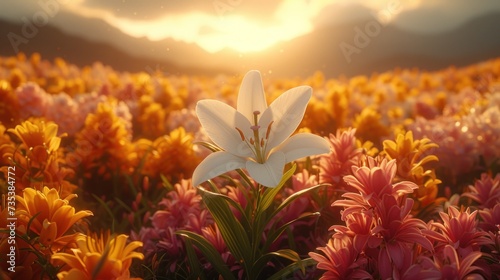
[[237, 70, 267, 122], [196, 100, 253, 157], [259, 86, 312, 151], [273, 133, 330, 163], [246, 151, 285, 187], [192, 151, 247, 186]]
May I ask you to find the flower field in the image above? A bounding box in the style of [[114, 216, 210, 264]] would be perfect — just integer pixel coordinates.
[[1, 52, 500, 279]]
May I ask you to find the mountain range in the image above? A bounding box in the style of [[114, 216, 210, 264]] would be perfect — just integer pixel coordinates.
[[1, 10, 500, 78]]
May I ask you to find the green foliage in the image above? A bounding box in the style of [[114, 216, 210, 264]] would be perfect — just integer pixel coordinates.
[[177, 163, 320, 279]]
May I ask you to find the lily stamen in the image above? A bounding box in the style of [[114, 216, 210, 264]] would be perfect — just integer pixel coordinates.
[[235, 127, 245, 141], [265, 121, 274, 139]]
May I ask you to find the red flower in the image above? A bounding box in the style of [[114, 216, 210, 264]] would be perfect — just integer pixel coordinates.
[[432, 207, 492, 257], [462, 173, 500, 209], [309, 236, 373, 280], [437, 245, 483, 279], [320, 128, 363, 185], [330, 211, 379, 253], [479, 203, 500, 232], [334, 157, 418, 218]]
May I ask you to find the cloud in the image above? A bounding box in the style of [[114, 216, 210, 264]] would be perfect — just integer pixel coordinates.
[[57, 0, 335, 53], [1, 0, 499, 54], [80, 0, 283, 22]]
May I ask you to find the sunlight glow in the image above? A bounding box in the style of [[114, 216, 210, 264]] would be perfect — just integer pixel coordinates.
[[65, 0, 335, 53], [64, 0, 421, 53]]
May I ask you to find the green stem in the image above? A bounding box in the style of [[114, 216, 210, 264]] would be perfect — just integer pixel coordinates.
[[248, 184, 265, 279]]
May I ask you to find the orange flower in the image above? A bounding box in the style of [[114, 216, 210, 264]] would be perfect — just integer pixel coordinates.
[[3, 119, 76, 196], [142, 127, 201, 182], [352, 107, 390, 144], [16, 187, 93, 252], [52, 232, 144, 280], [0, 123, 15, 166], [383, 131, 438, 180], [138, 99, 166, 139], [325, 85, 349, 129], [383, 131, 443, 211], [8, 120, 61, 155], [71, 102, 132, 177], [0, 79, 20, 127]]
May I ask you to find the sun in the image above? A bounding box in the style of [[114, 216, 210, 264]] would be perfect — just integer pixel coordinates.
[[65, 0, 333, 54]]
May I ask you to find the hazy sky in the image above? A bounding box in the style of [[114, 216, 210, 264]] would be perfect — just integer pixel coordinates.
[[2, 0, 500, 53]]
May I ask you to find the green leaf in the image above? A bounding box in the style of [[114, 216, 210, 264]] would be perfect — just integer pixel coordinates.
[[272, 249, 301, 263], [253, 249, 302, 277], [270, 183, 329, 220], [160, 174, 175, 192], [183, 237, 205, 280], [177, 230, 236, 280], [114, 197, 133, 212], [205, 181, 251, 231], [267, 258, 317, 280], [198, 187, 252, 272], [264, 212, 320, 250], [91, 194, 115, 219], [234, 168, 254, 189]]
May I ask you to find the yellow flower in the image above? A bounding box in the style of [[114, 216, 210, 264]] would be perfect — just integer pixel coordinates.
[[301, 98, 334, 135], [16, 187, 93, 252], [326, 85, 349, 130], [8, 120, 61, 154], [353, 107, 390, 144], [3, 119, 76, 196], [72, 102, 132, 176], [0, 123, 15, 166], [143, 127, 201, 182], [0, 79, 20, 127], [52, 232, 144, 280], [382, 131, 443, 211], [138, 100, 166, 139], [383, 131, 438, 181]]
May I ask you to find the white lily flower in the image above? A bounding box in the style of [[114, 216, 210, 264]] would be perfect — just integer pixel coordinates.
[[192, 70, 330, 187]]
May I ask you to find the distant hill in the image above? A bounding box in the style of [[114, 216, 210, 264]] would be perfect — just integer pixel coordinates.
[[236, 11, 500, 77], [0, 17, 231, 76], [1, 10, 500, 78]]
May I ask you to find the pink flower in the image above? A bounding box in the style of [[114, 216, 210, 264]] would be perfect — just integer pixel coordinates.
[[166, 108, 200, 134], [156, 227, 185, 271], [437, 245, 484, 279], [378, 244, 440, 280], [280, 169, 317, 223], [478, 203, 500, 232], [45, 92, 80, 135], [463, 173, 500, 209], [16, 82, 52, 119], [225, 183, 248, 220], [431, 207, 492, 257], [132, 227, 162, 259], [329, 211, 378, 253], [202, 224, 243, 277], [320, 128, 363, 186], [374, 195, 434, 278], [152, 179, 204, 233], [373, 196, 432, 251], [334, 157, 418, 217], [309, 236, 373, 280]]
